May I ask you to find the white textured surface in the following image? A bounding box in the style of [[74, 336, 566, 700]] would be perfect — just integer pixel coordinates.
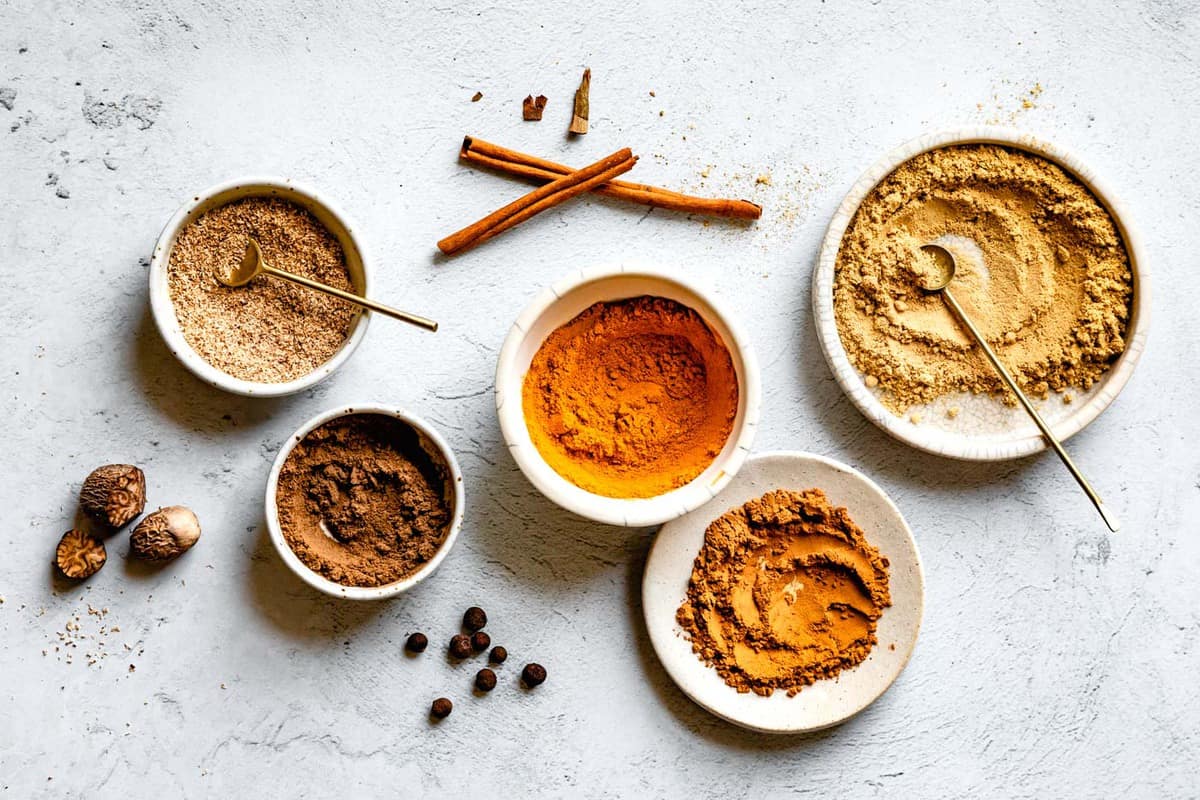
[[1, 2, 1197, 797]]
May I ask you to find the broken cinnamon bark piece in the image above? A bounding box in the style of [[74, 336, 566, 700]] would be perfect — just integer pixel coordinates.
[[522, 94, 548, 121]]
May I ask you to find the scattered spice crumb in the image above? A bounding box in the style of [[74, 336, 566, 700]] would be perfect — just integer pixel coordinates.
[[755, 174, 772, 186], [649, 90, 655, 97], [471, 91, 483, 102], [947, 406, 961, 419], [1062, 393, 1074, 404]]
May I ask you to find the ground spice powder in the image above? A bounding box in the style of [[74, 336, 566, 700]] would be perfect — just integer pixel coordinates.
[[276, 414, 452, 587], [168, 196, 357, 383], [834, 144, 1133, 413], [677, 489, 891, 696], [522, 296, 738, 499]]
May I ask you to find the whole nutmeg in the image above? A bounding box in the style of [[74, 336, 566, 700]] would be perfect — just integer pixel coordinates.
[[130, 506, 201, 561], [475, 668, 497, 692], [448, 634, 472, 659], [463, 606, 487, 632], [405, 632, 429, 654], [521, 663, 547, 688], [489, 646, 508, 664], [470, 631, 491, 653], [80, 464, 146, 529], [55, 529, 106, 579], [430, 697, 453, 719]]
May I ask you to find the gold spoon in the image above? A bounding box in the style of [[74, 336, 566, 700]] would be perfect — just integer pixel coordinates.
[[216, 239, 438, 332], [917, 243, 1119, 533]]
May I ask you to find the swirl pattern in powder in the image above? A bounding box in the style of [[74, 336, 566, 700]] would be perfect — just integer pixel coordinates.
[[834, 144, 1133, 413]]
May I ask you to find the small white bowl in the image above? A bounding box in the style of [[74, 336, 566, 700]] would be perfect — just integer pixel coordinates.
[[149, 176, 372, 397], [496, 264, 761, 528], [265, 404, 465, 600], [812, 127, 1150, 461]]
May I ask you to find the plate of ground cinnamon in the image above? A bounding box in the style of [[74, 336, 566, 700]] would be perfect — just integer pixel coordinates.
[[643, 451, 923, 733], [149, 177, 372, 396], [496, 265, 761, 527], [813, 128, 1149, 461], [266, 405, 464, 599]]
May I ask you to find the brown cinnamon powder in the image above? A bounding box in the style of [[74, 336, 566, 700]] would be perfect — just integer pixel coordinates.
[[677, 488, 891, 696], [276, 414, 453, 588], [167, 196, 358, 383]]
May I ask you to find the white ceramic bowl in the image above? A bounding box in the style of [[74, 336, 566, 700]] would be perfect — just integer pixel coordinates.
[[496, 264, 761, 527], [149, 176, 372, 397], [265, 404, 465, 600], [643, 451, 924, 733], [812, 127, 1150, 461]]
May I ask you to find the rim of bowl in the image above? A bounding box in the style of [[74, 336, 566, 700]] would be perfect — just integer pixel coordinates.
[[811, 126, 1151, 461], [495, 263, 762, 527], [148, 176, 373, 398], [264, 404, 465, 600]]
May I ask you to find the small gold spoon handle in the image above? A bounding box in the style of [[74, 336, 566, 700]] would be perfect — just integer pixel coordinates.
[[940, 287, 1119, 532], [261, 264, 438, 332]]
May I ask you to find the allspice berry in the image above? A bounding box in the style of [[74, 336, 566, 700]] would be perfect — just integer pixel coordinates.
[[470, 631, 491, 653], [521, 663, 547, 688], [430, 697, 453, 719], [449, 634, 472, 659], [463, 606, 487, 632], [489, 646, 508, 664], [55, 529, 106, 579], [475, 668, 497, 692], [130, 506, 201, 561], [405, 633, 429, 654], [80, 464, 146, 529]]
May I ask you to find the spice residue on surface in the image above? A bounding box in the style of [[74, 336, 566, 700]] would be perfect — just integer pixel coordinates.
[[168, 197, 357, 383], [676, 489, 891, 696], [276, 414, 452, 587], [834, 144, 1133, 413], [522, 296, 738, 499]]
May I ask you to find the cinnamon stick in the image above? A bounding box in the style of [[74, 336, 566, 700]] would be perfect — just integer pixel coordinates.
[[438, 148, 637, 256], [459, 136, 762, 220], [569, 68, 590, 135]]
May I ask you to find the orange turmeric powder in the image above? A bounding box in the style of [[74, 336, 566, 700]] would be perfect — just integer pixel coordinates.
[[522, 295, 739, 499]]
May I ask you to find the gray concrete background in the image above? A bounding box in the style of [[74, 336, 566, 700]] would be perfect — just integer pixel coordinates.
[[1, 1, 1196, 797]]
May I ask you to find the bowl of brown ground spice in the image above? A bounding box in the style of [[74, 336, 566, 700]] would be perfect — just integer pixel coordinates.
[[265, 405, 464, 599], [813, 128, 1149, 461], [149, 177, 372, 396], [496, 264, 761, 527]]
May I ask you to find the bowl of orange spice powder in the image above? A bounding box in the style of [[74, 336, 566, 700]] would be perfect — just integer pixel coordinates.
[[496, 264, 761, 527]]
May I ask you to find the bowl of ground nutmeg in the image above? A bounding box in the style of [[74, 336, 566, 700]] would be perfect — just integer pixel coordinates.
[[496, 264, 761, 527], [813, 128, 1149, 460], [265, 405, 464, 599], [150, 177, 371, 396]]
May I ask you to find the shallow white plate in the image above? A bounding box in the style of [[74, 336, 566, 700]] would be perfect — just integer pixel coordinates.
[[812, 127, 1150, 461], [642, 451, 923, 733]]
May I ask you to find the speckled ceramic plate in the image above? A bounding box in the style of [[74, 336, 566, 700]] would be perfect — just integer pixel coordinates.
[[642, 451, 923, 733], [812, 127, 1150, 461]]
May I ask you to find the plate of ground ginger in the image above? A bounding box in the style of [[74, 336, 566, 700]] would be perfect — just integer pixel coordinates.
[[643, 451, 923, 733], [813, 128, 1149, 461]]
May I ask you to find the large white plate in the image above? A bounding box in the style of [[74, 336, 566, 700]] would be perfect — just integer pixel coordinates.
[[811, 127, 1150, 461], [642, 451, 924, 733]]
